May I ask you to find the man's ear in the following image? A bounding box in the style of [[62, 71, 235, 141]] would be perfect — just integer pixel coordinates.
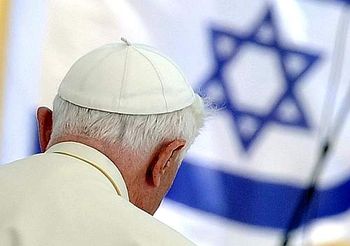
[[150, 139, 186, 187], [36, 107, 53, 152]]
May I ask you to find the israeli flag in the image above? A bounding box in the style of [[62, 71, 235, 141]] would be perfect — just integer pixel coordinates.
[[142, 1, 350, 245]]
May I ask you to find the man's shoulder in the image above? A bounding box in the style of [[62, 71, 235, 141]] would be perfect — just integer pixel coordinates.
[[0, 154, 195, 245], [0, 153, 46, 181], [0, 152, 80, 186], [107, 197, 195, 245]]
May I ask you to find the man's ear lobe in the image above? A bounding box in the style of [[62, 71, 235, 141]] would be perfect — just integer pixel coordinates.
[[36, 107, 53, 152], [150, 139, 186, 187]]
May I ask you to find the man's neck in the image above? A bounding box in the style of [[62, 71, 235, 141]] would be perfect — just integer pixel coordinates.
[[48, 135, 148, 205]]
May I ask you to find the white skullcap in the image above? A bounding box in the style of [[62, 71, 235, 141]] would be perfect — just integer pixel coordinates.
[[58, 38, 196, 115]]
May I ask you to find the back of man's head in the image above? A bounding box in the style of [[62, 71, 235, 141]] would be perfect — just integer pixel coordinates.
[[37, 39, 205, 214]]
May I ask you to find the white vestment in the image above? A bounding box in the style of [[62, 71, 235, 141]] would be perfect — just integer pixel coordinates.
[[0, 142, 194, 246]]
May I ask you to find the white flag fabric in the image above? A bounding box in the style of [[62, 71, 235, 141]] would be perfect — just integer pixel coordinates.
[[1, 0, 350, 245], [0, 0, 46, 163]]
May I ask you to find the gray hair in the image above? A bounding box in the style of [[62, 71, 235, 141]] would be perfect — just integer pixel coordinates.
[[50, 95, 205, 155]]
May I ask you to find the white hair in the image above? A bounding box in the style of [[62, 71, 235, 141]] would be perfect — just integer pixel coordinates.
[[50, 95, 205, 155]]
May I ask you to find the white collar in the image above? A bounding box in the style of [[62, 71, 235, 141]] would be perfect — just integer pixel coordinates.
[[46, 141, 129, 201]]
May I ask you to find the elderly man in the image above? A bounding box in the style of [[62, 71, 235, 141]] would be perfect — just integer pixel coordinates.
[[0, 39, 205, 245]]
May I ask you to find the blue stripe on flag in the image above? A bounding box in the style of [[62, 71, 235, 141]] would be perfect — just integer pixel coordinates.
[[166, 160, 350, 229]]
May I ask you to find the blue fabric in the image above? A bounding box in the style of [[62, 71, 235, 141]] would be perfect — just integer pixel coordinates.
[[167, 160, 350, 229]]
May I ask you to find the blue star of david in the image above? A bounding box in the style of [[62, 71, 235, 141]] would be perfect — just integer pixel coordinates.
[[199, 7, 321, 152]]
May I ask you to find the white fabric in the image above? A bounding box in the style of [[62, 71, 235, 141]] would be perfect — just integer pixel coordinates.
[[0, 142, 195, 245], [59, 41, 196, 114]]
